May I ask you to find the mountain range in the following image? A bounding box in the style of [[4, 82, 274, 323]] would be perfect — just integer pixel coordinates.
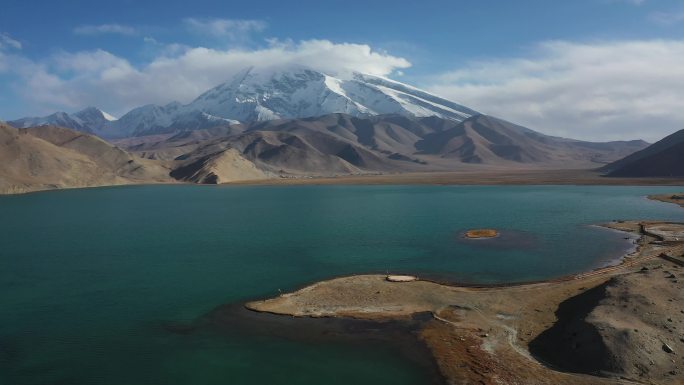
[[9, 107, 116, 135], [116, 113, 647, 184], [8, 67, 477, 138], [5, 65, 681, 193], [0, 112, 649, 193]]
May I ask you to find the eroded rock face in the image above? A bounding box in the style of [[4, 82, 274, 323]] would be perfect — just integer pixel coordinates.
[[529, 283, 611, 374], [588, 270, 684, 381], [531, 269, 684, 382]]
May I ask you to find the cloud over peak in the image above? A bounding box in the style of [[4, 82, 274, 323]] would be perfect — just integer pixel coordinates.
[[2, 39, 411, 117]]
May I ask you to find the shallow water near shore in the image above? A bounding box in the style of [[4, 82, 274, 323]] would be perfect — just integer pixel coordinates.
[[1, 184, 683, 385]]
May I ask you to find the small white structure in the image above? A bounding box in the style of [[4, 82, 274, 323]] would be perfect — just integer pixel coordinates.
[[386, 275, 418, 282]]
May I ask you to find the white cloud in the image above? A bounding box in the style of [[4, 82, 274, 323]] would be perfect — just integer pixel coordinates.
[[142, 36, 191, 56], [427, 39, 684, 142], [73, 24, 138, 36], [183, 18, 266, 40], [0, 51, 71, 112], [650, 11, 684, 25], [53, 49, 134, 73], [0, 33, 22, 50], [5, 39, 410, 117]]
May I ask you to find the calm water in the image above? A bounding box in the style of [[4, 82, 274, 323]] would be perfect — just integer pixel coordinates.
[[1, 185, 683, 385]]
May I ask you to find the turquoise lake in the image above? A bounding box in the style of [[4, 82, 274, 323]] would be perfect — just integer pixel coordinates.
[[1, 184, 683, 385]]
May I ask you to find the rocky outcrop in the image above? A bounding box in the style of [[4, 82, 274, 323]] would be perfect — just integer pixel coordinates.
[[531, 270, 684, 381]]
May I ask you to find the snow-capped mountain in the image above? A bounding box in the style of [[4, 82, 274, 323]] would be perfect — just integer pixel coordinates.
[[9, 67, 479, 138], [9, 107, 116, 135], [188, 67, 478, 124], [105, 102, 239, 137], [73, 107, 117, 132]]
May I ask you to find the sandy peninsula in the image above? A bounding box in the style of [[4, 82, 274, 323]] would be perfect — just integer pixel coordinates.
[[246, 204, 684, 384], [651, 193, 684, 209]]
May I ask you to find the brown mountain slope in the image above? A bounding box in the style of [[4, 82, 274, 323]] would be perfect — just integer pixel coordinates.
[[178, 131, 368, 177], [243, 114, 647, 169], [115, 125, 246, 161], [416, 115, 647, 166], [147, 114, 646, 179], [247, 114, 435, 156], [603, 129, 684, 177], [0, 123, 171, 194], [114, 113, 651, 184], [170, 148, 271, 184]]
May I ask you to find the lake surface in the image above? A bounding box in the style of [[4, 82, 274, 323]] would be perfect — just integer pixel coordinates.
[[1, 185, 683, 385]]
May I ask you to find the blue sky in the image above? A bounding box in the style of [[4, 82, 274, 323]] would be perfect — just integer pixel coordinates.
[[1, 0, 684, 140]]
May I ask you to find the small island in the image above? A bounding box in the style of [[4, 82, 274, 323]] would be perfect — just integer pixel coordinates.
[[464, 229, 499, 239]]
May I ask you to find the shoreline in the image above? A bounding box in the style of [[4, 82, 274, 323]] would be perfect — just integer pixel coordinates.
[[194, 303, 446, 384], [224, 169, 684, 187], [244, 220, 671, 311], [236, 222, 650, 298], [650, 193, 684, 208], [2, 169, 684, 196], [588, 223, 642, 270], [243, 200, 684, 384]]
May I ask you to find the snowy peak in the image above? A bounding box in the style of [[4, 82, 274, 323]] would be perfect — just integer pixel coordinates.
[[73, 107, 117, 132], [8, 107, 117, 135], [107, 103, 240, 137], [189, 67, 373, 123], [9, 111, 93, 133], [75, 107, 117, 122], [188, 67, 478, 124], [350, 73, 478, 120], [9, 67, 480, 138]]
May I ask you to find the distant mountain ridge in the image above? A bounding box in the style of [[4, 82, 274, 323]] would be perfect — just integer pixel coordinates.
[[0, 113, 655, 193], [121, 113, 649, 184], [602, 129, 684, 177], [9, 67, 479, 138], [9, 107, 116, 135]]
